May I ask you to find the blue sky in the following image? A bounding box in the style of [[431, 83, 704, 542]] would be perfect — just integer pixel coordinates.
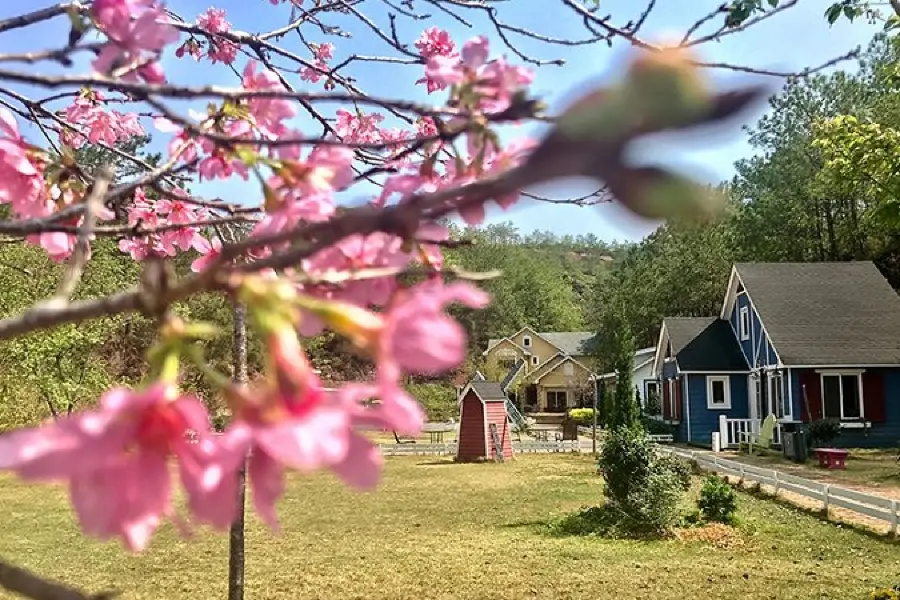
[[0, 0, 881, 242]]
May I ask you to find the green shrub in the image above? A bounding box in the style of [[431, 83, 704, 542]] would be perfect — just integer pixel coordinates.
[[568, 408, 594, 425], [807, 418, 842, 448], [655, 454, 692, 492], [595, 426, 687, 536], [698, 475, 738, 525], [869, 589, 900, 600], [644, 389, 662, 417], [406, 383, 457, 421], [641, 416, 675, 436], [550, 506, 615, 536]]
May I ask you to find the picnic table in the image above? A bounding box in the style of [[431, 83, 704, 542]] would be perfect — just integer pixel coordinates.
[[422, 422, 456, 443], [530, 425, 563, 442], [814, 447, 849, 470]]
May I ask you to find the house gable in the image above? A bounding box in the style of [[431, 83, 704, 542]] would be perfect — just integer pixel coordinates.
[[534, 356, 593, 387], [721, 265, 780, 368], [723, 261, 900, 367], [508, 327, 561, 366]]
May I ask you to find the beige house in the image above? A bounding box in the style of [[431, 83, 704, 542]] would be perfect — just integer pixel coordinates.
[[481, 327, 598, 420]]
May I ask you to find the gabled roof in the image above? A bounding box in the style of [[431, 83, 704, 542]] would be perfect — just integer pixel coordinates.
[[485, 329, 598, 357], [724, 261, 900, 366], [468, 381, 507, 402], [537, 332, 598, 356], [663, 317, 749, 372], [533, 355, 592, 384]]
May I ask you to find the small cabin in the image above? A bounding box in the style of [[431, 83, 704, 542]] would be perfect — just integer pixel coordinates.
[[456, 381, 514, 462]]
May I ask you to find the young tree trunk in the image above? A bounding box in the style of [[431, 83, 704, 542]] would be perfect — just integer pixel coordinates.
[[228, 301, 248, 600]]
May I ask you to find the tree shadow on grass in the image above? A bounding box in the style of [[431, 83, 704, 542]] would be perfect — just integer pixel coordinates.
[[415, 459, 458, 467]]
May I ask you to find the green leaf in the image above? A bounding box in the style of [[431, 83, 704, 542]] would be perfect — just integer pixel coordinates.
[[825, 4, 842, 24]]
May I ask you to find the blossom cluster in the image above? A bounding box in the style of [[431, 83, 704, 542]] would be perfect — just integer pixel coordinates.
[[0, 0, 537, 552]]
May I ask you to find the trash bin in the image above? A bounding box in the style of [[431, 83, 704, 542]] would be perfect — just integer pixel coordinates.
[[782, 429, 808, 463], [561, 418, 579, 441]]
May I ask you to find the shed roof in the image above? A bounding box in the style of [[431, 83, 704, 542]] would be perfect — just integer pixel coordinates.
[[734, 261, 900, 366], [469, 381, 507, 402]]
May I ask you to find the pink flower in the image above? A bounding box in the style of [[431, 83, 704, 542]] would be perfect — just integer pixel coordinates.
[[334, 109, 384, 144], [196, 8, 238, 64], [0, 108, 46, 218], [91, 0, 179, 80], [190, 236, 222, 272], [415, 27, 456, 59], [242, 61, 297, 137], [220, 329, 382, 528], [0, 383, 234, 551]]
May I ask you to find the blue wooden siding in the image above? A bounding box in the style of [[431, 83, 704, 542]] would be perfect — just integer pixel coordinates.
[[789, 368, 900, 449], [678, 373, 749, 446], [729, 291, 778, 368]]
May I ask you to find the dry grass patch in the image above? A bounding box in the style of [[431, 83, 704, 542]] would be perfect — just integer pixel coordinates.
[[0, 454, 899, 599]]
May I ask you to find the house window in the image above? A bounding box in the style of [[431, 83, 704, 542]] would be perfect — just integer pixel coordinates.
[[546, 390, 567, 412], [821, 373, 863, 421], [707, 376, 731, 409], [498, 358, 516, 371], [739, 306, 750, 341], [644, 380, 661, 414], [563, 362, 574, 376], [522, 336, 532, 348], [769, 372, 786, 419], [530, 356, 539, 366]]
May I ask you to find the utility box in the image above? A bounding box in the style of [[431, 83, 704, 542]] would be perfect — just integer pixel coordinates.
[[561, 418, 579, 441]]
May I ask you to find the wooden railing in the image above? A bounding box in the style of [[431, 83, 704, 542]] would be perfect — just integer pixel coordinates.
[[718, 416, 783, 448]]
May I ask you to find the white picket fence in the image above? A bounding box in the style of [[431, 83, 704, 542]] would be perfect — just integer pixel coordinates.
[[378, 439, 596, 456], [659, 446, 900, 534]]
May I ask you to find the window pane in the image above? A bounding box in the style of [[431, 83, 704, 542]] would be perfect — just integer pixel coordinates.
[[822, 376, 841, 419], [772, 376, 784, 418], [711, 380, 725, 404], [841, 375, 861, 419]]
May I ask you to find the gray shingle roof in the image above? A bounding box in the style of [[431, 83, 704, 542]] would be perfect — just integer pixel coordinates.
[[486, 331, 597, 356], [469, 381, 507, 402], [536, 331, 597, 355], [735, 261, 900, 366], [664, 317, 749, 372]]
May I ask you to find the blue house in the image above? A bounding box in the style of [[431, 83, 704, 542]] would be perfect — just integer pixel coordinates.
[[652, 262, 900, 449]]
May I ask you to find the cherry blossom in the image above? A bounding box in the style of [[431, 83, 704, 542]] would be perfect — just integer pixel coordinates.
[[0, 383, 232, 551], [90, 0, 179, 81]]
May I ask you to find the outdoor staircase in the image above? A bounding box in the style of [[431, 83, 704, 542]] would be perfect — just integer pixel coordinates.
[[500, 359, 531, 431]]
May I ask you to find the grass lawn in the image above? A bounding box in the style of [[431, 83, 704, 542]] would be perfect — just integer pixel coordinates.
[[723, 448, 900, 495], [1, 454, 900, 599]]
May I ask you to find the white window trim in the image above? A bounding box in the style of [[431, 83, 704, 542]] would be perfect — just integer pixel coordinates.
[[530, 355, 539, 366], [546, 389, 567, 410], [706, 376, 732, 409], [819, 372, 865, 422], [522, 336, 532, 347], [739, 306, 750, 341], [768, 372, 791, 420], [644, 380, 659, 400]]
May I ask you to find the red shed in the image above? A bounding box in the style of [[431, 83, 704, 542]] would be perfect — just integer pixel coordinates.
[[456, 381, 514, 462]]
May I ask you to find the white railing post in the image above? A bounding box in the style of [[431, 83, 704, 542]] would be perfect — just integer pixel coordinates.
[[823, 485, 830, 513], [773, 471, 780, 495], [892, 500, 899, 536], [719, 415, 729, 448]]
